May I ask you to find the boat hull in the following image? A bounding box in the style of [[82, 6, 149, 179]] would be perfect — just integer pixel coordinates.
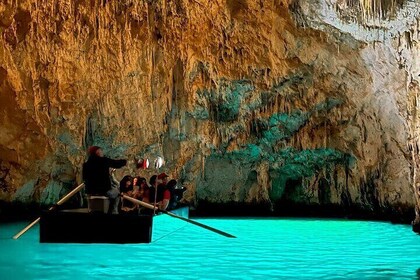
[[40, 207, 189, 243]]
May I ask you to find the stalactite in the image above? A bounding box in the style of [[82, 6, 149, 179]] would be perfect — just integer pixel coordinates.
[[0, 0, 418, 221], [343, 0, 407, 21]]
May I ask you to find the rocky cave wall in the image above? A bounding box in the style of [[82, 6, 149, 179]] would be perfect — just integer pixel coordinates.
[[0, 0, 419, 220]]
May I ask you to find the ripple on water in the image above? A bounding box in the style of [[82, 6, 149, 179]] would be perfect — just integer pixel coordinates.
[[0, 218, 419, 279]]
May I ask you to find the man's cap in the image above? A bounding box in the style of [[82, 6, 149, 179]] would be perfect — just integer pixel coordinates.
[[88, 146, 101, 155], [157, 173, 169, 180]]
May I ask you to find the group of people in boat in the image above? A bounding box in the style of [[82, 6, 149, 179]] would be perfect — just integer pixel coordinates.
[[82, 146, 185, 215], [116, 172, 183, 214]]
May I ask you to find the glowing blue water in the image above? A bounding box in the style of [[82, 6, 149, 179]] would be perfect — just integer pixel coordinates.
[[1, 216, 419, 279]]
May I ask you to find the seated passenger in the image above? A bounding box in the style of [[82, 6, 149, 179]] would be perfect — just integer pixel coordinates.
[[156, 181, 171, 211], [131, 176, 141, 199], [149, 175, 170, 210], [157, 173, 169, 187], [132, 177, 147, 200], [166, 179, 178, 210], [173, 182, 187, 204], [165, 179, 187, 210], [138, 177, 150, 203], [132, 177, 149, 214], [119, 175, 136, 214], [132, 176, 140, 192], [148, 175, 158, 205]]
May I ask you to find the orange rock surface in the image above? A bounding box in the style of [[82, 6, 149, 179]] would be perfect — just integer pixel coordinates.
[[0, 0, 419, 221]]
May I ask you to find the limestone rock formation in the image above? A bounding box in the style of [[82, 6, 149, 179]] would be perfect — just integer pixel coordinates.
[[0, 0, 419, 222]]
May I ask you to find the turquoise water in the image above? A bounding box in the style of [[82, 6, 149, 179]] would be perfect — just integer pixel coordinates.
[[1, 216, 419, 279]]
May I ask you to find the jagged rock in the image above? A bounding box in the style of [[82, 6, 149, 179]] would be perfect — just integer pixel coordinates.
[[0, 0, 419, 222]]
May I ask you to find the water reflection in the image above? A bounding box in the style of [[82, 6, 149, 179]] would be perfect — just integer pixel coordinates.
[[0, 218, 419, 279]]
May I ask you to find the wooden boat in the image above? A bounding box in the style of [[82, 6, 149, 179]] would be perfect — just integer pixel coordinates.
[[39, 206, 189, 244], [13, 184, 233, 242]]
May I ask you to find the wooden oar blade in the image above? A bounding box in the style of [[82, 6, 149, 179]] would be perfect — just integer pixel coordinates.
[[164, 211, 236, 238], [13, 183, 85, 240], [13, 218, 41, 240], [122, 195, 236, 238]]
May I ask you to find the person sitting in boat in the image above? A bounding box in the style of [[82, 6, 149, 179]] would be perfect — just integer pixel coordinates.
[[119, 175, 138, 214], [149, 174, 170, 210], [148, 175, 158, 205], [156, 173, 171, 210], [166, 179, 178, 210], [131, 176, 140, 199], [166, 179, 186, 210], [133, 177, 149, 203], [131, 177, 150, 214], [131, 176, 140, 200], [83, 146, 127, 214], [110, 168, 119, 189], [132, 176, 139, 192], [158, 172, 169, 187]]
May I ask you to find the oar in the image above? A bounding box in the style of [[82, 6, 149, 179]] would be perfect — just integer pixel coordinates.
[[121, 195, 236, 238], [13, 183, 85, 239]]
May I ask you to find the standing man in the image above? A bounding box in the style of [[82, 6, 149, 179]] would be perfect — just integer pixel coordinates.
[[82, 146, 127, 214]]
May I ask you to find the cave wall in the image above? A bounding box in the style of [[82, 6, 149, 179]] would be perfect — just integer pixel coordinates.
[[0, 0, 419, 220]]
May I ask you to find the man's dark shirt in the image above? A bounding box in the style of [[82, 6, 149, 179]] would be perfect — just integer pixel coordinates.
[[82, 155, 126, 195], [149, 186, 156, 203]]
